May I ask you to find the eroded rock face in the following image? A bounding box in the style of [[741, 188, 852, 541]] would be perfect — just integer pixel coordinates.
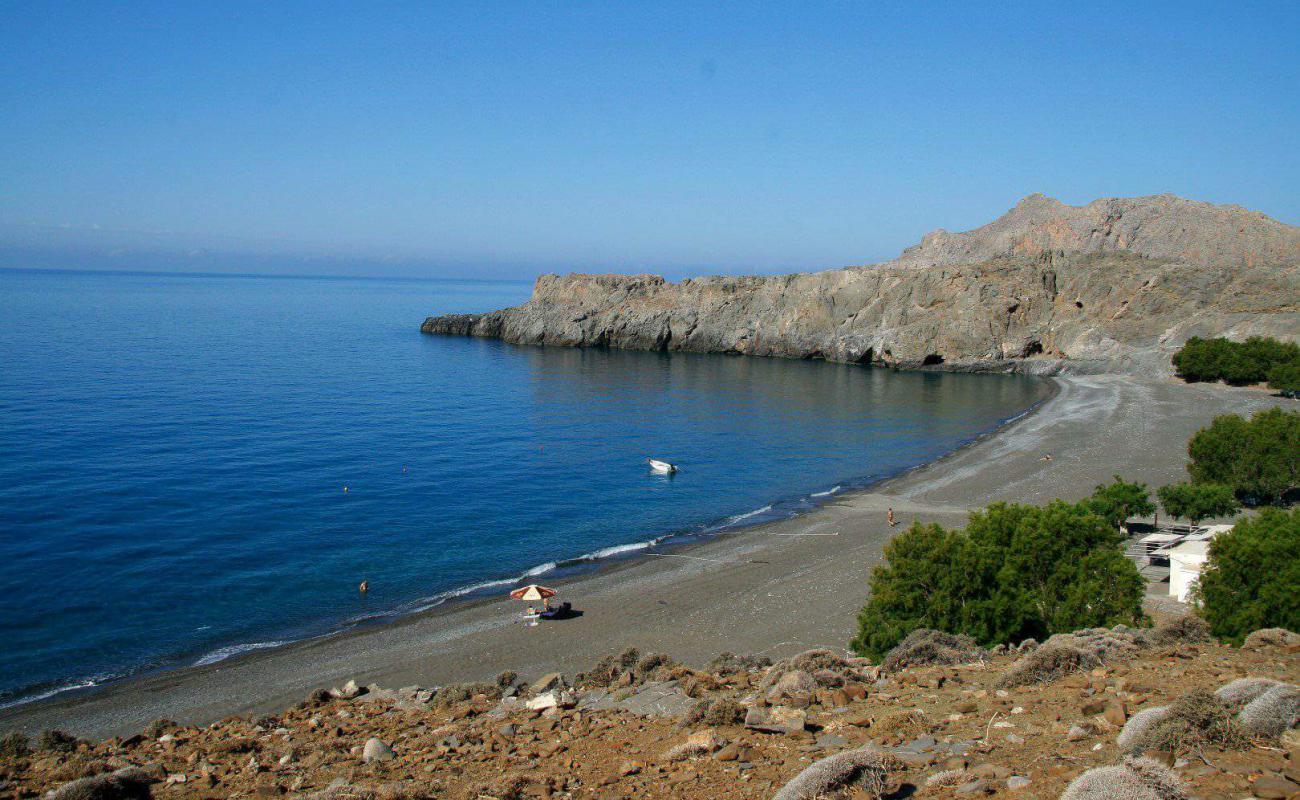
[[422, 194, 1300, 374]]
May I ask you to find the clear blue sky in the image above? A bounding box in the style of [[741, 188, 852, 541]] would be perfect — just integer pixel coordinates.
[[2, 1, 1297, 279]]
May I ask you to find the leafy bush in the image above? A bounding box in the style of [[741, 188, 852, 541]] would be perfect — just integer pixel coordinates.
[[1087, 475, 1155, 529], [1268, 359, 1300, 394], [851, 500, 1145, 658], [1156, 482, 1240, 525], [1196, 508, 1300, 643], [1173, 336, 1300, 386], [1187, 408, 1299, 504]]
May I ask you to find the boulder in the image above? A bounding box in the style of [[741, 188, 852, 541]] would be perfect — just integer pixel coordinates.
[[361, 738, 394, 763]]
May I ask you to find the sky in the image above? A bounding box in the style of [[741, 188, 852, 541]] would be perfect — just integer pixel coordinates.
[[2, 2, 1298, 280]]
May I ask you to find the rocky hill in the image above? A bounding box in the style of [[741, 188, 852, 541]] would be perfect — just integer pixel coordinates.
[[422, 194, 1300, 374], [4, 622, 1298, 799]]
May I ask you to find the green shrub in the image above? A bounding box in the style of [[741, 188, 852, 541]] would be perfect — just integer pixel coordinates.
[[1196, 508, 1300, 643], [1172, 336, 1300, 386], [1188, 408, 1299, 505], [1087, 475, 1155, 529], [850, 501, 1145, 659], [1156, 482, 1240, 525], [1268, 360, 1300, 394]]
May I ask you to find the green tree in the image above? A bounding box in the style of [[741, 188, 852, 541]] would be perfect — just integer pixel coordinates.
[[1196, 507, 1300, 643], [1086, 475, 1155, 530], [1188, 408, 1300, 505], [1171, 336, 1300, 386], [851, 501, 1144, 659], [1157, 482, 1240, 525], [1268, 360, 1300, 395]]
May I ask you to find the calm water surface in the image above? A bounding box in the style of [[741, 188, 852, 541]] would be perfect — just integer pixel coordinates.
[[0, 269, 1050, 703]]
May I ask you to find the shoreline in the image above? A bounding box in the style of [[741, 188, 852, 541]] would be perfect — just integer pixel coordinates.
[[0, 375, 1057, 714], [1, 375, 1287, 739]]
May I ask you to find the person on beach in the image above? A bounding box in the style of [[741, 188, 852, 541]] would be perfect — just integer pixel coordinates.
[[887, 508, 896, 527]]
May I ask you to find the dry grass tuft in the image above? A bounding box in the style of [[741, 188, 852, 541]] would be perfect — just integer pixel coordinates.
[[1242, 628, 1300, 649], [880, 629, 986, 673], [923, 768, 965, 788], [432, 682, 498, 708], [0, 732, 30, 760], [635, 652, 677, 679], [1236, 683, 1300, 740], [1117, 706, 1172, 751], [1215, 677, 1282, 709], [37, 729, 80, 753], [868, 710, 933, 745], [47, 767, 154, 800], [761, 648, 862, 693], [772, 747, 900, 800], [1142, 616, 1211, 647], [680, 697, 745, 727], [1059, 757, 1187, 800], [998, 643, 1101, 687], [1134, 689, 1250, 754], [705, 652, 771, 677]]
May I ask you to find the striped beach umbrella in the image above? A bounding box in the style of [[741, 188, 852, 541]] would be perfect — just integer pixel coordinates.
[[509, 584, 557, 603]]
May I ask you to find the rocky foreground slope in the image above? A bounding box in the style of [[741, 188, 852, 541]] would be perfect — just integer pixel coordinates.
[[4, 621, 1298, 799], [423, 194, 1300, 374]]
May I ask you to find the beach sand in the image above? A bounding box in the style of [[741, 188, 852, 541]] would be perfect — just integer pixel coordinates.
[[1, 374, 1288, 739]]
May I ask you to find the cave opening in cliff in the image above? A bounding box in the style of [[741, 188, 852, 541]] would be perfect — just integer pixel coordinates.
[[1023, 340, 1044, 356], [922, 353, 945, 366], [855, 348, 874, 365]]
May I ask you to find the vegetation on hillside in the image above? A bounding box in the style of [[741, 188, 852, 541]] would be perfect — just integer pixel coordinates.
[[850, 488, 1146, 659], [1172, 336, 1300, 393], [1086, 475, 1155, 530], [1187, 408, 1299, 505], [1196, 507, 1300, 644], [1157, 482, 1240, 525]]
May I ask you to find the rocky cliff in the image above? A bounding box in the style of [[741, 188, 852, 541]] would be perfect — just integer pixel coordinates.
[[423, 194, 1300, 374]]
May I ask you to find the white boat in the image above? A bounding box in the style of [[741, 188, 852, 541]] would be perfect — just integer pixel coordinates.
[[647, 458, 678, 474]]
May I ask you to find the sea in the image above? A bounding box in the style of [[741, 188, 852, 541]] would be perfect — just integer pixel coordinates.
[[0, 268, 1052, 706]]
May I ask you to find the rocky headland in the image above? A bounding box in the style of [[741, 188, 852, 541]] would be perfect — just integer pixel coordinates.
[[422, 194, 1299, 374]]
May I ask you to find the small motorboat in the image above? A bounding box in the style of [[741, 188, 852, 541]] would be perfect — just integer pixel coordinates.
[[647, 458, 679, 474]]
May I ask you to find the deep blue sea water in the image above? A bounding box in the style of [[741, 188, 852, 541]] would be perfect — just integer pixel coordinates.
[[0, 268, 1051, 705]]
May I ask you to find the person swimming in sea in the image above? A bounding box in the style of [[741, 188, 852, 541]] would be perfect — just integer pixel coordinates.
[[359, 580, 368, 594]]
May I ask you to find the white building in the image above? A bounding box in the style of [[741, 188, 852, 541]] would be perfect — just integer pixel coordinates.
[[1167, 524, 1234, 603]]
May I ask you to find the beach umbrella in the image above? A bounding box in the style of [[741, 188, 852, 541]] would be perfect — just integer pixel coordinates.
[[510, 584, 557, 604]]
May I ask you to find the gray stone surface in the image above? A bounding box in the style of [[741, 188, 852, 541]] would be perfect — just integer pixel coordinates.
[[423, 194, 1299, 375], [578, 680, 695, 718]]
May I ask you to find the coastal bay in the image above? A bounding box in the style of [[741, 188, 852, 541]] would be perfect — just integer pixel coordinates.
[[2, 374, 1286, 739]]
